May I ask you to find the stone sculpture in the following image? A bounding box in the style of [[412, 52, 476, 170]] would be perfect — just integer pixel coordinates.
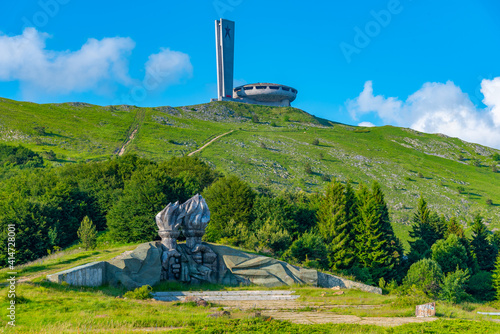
[[155, 194, 217, 283]]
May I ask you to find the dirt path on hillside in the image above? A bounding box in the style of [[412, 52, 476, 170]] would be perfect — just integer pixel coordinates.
[[118, 128, 138, 156], [188, 130, 234, 156]]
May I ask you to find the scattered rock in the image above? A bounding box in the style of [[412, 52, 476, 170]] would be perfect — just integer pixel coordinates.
[[183, 296, 208, 307], [333, 291, 344, 295], [208, 310, 230, 318], [331, 286, 340, 291]]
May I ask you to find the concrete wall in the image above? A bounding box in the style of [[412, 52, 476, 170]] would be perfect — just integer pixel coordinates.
[[47, 261, 105, 287]]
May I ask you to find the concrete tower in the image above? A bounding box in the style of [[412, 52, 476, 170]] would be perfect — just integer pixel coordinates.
[[215, 19, 235, 100]]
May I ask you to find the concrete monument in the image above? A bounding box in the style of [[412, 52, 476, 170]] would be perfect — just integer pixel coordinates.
[[212, 19, 298, 107]]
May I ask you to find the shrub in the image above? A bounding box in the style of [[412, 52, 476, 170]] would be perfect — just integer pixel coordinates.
[[492, 153, 500, 162], [256, 219, 292, 256], [259, 142, 267, 149], [203, 176, 255, 242], [403, 258, 443, 297], [320, 174, 331, 182], [77, 216, 98, 250], [304, 163, 312, 175], [431, 234, 468, 274], [492, 164, 498, 173], [282, 232, 328, 269], [270, 121, 277, 127], [467, 271, 495, 301], [486, 199, 493, 206], [252, 115, 259, 123], [471, 159, 482, 167], [417, 172, 424, 178], [312, 139, 319, 146], [283, 115, 290, 122], [457, 186, 466, 194], [440, 268, 470, 304], [123, 285, 152, 299]]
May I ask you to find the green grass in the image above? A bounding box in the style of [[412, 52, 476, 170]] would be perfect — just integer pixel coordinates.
[[1, 97, 500, 239]]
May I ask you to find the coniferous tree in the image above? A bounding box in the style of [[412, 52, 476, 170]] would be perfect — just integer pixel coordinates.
[[492, 253, 500, 300], [354, 184, 391, 281], [408, 197, 445, 263], [317, 180, 356, 270], [471, 214, 497, 271], [446, 216, 479, 274], [370, 182, 404, 278]]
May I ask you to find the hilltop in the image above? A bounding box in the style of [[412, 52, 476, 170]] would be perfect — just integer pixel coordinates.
[[1, 97, 499, 243]]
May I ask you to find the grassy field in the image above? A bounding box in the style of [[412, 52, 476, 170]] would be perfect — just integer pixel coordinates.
[[3, 242, 500, 333], [1, 97, 500, 247]]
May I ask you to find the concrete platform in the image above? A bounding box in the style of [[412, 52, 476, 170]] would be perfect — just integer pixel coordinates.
[[153, 290, 299, 302]]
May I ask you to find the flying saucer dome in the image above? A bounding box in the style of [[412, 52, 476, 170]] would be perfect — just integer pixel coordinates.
[[233, 83, 298, 104]]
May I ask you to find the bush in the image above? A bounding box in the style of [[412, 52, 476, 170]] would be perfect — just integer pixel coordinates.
[[312, 139, 319, 146], [252, 115, 259, 123], [492, 153, 500, 162], [486, 198, 493, 206], [320, 174, 331, 182], [282, 232, 328, 269], [123, 285, 152, 299], [431, 234, 468, 274], [467, 271, 495, 301], [270, 121, 277, 127], [77, 216, 97, 250], [203, 176, 255, 242], [403, 259, 443, 297], [256, 219, 292, 256], [457, 186, 466, 194], [304, 163, 312, 175], [440, 268, 470, 304]]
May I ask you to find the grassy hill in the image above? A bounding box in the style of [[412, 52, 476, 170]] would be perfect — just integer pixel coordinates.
[[1, 97, 499, 243]]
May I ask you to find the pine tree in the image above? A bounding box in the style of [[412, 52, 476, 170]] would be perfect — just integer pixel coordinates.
[[492, 253, 500, 300], [317, 180, 356, 270], [77, 216, 97, 250], [471, 214, 497, 271], [408, 196, 444, 263], [371, 182, 403, 278], [446, 217, 465, 239], [354, 184, 391, 281]]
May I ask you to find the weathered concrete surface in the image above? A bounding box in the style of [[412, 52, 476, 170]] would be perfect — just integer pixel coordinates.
[[210, 244, 317, 287], [265, 312, 438, 326], [318, 272, 382, 295], [106, 242, 162, 289], [210, 244, 381, 294], [47, 261, 105, 287], [153, 290, 299, 302]]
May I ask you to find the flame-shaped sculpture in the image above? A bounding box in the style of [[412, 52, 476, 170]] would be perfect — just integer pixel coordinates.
[[181, 194, 210, 250], [155, 201, 184, 251]]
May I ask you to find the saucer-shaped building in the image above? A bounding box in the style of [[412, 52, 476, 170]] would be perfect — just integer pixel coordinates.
[[232, 83, 298, 107]]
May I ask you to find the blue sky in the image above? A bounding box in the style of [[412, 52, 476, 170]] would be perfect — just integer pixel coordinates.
[[1, 0, 500, 148]]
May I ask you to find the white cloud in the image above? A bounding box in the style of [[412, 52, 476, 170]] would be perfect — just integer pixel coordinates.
[[347, 79, 500, 149], [0, 28, 135, 96], [143, 48, 193, 91], [358, 121, 375, 127], [0, 28, 193, 99]]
